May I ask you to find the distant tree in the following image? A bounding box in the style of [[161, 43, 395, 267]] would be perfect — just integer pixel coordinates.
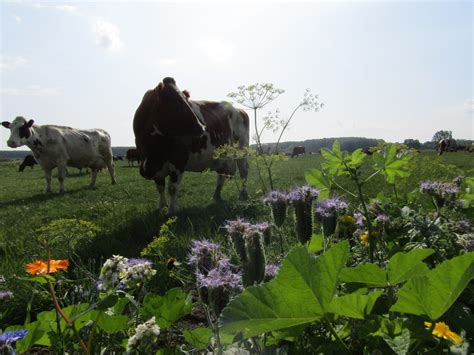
[[403, 139, 421, 149], [432, 130, 452, 142]]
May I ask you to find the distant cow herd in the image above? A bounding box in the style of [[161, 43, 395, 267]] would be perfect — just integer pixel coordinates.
[[2, 77, 470, 212]]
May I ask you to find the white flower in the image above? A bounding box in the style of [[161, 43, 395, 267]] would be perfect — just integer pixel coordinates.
[[98, 255, 128, 291], [127, 317, 161, 353]]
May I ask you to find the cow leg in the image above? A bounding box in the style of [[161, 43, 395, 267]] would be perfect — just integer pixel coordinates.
[[213, 174, 227, 201], [237, 158, 249, 200], [168, 171, 183, 214], [57, 166, 67, 193], [89, 169, 98, 189], [106, 160, 117, 185], [154, 178, 167, 210], [44, 168, 52, 194]]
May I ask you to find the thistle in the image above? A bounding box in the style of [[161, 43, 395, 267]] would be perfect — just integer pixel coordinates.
[[288, 186, 320, 244], [224, 219, 268, 286], [314, 197, 348, 236], [197, 259, 242, 315], [242, 229, 267, 286], [263, 190, 288, 227]]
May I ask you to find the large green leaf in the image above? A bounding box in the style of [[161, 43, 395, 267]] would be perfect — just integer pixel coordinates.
[[387, 249, 433, 285], [391, 252, 474, 320], [382, 328, 410, 355], [183, 327, 213, 351], [140, 288, 192, 328], [305, 169, 331, 199], [307, 233, 324, 253], [220, 241, 350, 339], [97, 314, 129, 334], [15, 321, 48, 353], [339, 263, 387, 287], [321, 141, 345, 176], [374, 144, 412, 184], [348, 148, 366, 167], [329, 291, 382, 319]]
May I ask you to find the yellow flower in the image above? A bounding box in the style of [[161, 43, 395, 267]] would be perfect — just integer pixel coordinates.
[[26, 259, 69, 275], [424, 321, 462, 345], [359, 231, 377, 247]]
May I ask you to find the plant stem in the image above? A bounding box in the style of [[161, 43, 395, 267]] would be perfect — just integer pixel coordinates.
[[47, 280, 90, 354], [324, 317, 349, 352]]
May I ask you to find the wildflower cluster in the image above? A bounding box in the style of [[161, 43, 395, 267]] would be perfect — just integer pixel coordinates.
[[262, 191, 288, 227], [189, 239, 243, 315], [197, 259, 243, 291], [98, 255, 156, 292], [315, 197, 348, 235], [224, 219, 267, 286], [188, 239, 220, 275], [127, 317, 161, 353], [420, 180, 459, 207]]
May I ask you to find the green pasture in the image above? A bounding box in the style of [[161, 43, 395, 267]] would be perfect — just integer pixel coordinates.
[[1, 151, 473, 277]]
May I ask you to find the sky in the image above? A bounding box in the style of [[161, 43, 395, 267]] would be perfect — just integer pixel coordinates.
[[1, 0, 473, 151]]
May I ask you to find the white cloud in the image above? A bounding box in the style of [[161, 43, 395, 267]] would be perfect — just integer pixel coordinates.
[[0, 55, 28, 72], [93, 19, 124, 51], [1, 85, 63, 97], [464, 98, 474, 114], [159, 57, 177, 66], [55, 5, 77, 13], [196, 37, 235, 64]]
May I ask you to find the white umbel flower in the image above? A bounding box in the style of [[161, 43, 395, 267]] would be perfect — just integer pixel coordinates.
[[127, 317, 161, 353]]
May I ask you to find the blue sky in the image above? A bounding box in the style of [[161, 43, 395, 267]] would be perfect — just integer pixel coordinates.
[[1, 0, 472, 150]]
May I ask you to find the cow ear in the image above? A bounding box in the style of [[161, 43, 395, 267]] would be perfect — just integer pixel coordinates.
[[1, 121, 11, 128], [27, 120, 34, 127]]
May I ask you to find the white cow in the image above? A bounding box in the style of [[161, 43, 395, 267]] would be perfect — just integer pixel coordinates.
[[2, 116, 116, 193]]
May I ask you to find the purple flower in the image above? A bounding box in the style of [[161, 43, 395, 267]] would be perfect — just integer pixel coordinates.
[[223, 219, 252, 236], [353, 228, 363, 237], [255, 222, 271, 232], [375, 214, 390, 224], [0, 330, 28, 344], [456, 220, 471, 233], [188, 240, 220, 266], [420, 180, 458, 199], [287, 185, 320, 203], [125, 258, 153, 267], [265, 264, 280, 279], [315, 197, 348, 218], [197, 259, 242, 291], [0, 291, 13, 301], [262, 191, 288, 204], [354, 212, 365, 227]]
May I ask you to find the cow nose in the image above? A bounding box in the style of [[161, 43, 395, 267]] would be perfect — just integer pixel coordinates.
[[7, 140, 17, 148]]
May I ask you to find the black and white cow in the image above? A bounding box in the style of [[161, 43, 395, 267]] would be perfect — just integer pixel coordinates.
[[19, 154, 37, 172], [2, 116, 116, 193], [133, 77, 249, 214]]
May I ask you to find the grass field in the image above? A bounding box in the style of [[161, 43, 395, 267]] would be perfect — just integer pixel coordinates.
[[1, 151, 473, 278], [0, 148, 473, 343]]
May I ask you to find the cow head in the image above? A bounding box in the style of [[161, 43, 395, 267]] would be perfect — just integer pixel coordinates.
[[2, 116, 35, 148], [137, 77, 205, 139]]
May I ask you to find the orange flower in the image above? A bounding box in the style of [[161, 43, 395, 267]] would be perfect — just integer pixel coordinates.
[[26, 259, 69, 275], [424, 321, 462, 345]]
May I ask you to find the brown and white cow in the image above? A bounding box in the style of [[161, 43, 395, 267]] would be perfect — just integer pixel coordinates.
[[133, 77, 249, 214], [291, 146, 306, 158], [2, 116, 116, 193]]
